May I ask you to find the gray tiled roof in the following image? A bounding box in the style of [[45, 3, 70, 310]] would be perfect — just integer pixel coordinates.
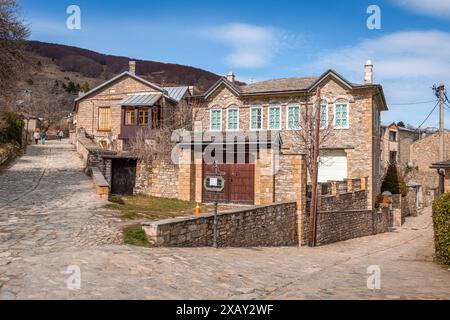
[[239, 77, 318, 94]]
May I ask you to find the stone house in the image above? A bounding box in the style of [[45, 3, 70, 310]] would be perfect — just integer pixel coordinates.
[[430, 161, 450, 194], [380, 123, 419, 174], [181, 61, 388, 209], [409, 131, 450, 205], [73, 61, 192, 194]]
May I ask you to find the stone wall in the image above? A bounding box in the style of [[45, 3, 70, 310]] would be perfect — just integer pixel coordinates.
[[134, 159, 179, 199], [301, 208, 391, 246], [409, 131, 450, 205], [319, 190, 368, 212], [142, 202, 298, 247]]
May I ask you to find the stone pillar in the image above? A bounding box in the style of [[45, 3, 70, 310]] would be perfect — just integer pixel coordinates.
[[177, 148, 194, 201], [346, 179, 353, 193], [273, 153, 306, 246], [194, 150, 203, 204], [255, 148, 275, 205]]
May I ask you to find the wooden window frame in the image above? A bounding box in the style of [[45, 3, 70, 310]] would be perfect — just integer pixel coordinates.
[[98, 107, 111, 132], [138, 108, 149, 126], [124, 107, 137, 126]]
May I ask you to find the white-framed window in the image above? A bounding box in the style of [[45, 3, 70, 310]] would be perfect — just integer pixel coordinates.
[[320, 104, 328, 128], [210, 109, 222, 131], [268, 106, 281, 130], [227, 108, 239, 131], [286, 106, 300, 130], [250, 107, 263, 130], [334, 102, 349, 128]]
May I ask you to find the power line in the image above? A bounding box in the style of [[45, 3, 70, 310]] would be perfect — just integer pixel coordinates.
[[389, 99, 438, 106], [417, 100, 440, 129]]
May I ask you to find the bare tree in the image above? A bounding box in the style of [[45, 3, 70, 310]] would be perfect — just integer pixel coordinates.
[[0, 0, 29, 103], [294, 92, 334, 180], [17, 88, 74, 126], [129, 97, 201, 164], [292, 88, 334, 246]]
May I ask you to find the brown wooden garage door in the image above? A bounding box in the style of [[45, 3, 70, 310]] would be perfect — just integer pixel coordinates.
[[202, 163, 255, 204]]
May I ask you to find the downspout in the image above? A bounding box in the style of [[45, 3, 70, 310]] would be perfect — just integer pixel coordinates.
[[437, 169, 445, 196]]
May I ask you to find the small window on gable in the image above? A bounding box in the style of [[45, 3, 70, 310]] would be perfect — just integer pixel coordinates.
[[210, 109, 222, 131], [227, 108, 239, 131], [389, 131, 397, 142], [334, 102, 349, 128]]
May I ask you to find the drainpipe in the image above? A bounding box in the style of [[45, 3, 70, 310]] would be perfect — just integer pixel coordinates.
[[437, 169, 445, 196]]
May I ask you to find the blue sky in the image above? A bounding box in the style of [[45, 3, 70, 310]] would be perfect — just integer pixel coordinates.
[[20, 0, 450, 128]]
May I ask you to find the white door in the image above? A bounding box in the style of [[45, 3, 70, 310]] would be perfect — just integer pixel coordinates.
[[318, 150, 348, 183]]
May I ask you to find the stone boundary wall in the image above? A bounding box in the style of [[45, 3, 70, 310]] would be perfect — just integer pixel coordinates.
[[142, 202, 298, 247], [319, 190, 368, 212], [301, 208, 391, 246]]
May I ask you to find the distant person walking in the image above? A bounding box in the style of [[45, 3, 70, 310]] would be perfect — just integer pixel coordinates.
[[41, 130, 47, 145], [57, 130, 65, 142], [33, 130, 40, 145]]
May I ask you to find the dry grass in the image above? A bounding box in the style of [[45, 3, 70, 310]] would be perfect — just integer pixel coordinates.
[[107, 194, 239, 221]]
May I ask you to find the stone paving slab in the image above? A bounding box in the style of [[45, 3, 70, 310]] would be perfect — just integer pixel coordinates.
[[0, 140, 449, 300]]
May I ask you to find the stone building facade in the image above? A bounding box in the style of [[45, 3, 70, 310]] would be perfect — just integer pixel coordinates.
[[380, 123, 420, 175], [73, 61, 192, 196], [190, 65, 388, 209], [410, 131, 450, 205], [74, 62, 191, 152]]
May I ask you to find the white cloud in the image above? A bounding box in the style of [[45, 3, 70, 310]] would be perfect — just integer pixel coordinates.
[[392, 0, 450, 20], [200, 23, 292, 69], [309, 30, 450, 127]]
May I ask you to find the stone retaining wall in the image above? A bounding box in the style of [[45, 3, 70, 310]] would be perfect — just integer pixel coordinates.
[[301, 208, 391, 246], [142, 202, 298, 247]]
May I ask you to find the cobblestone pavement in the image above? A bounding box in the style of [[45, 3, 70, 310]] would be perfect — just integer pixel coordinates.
[[0, 141, 449, 300]]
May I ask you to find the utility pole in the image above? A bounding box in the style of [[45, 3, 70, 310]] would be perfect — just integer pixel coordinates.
[[308, 87, 321, 247], [434, 84, 446, 162]]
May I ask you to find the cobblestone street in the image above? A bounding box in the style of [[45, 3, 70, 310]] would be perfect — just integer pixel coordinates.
[[0, 141, 449, 300]]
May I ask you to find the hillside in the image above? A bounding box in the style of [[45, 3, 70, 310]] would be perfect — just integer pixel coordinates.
[[24, 40, 224, 93], [11, 41, 234, 125]]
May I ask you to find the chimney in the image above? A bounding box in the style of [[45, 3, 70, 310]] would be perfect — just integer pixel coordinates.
[[226, 71, 235, 83], [364, 60, 373, 84], [188, 86, 194, 96], [129, 61, 136, 75]]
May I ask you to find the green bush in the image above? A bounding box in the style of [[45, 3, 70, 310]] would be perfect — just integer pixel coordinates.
[[432, 193, 450, 266]]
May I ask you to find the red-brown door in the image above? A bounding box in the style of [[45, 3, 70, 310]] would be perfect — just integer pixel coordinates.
[[229, 164, 255, 203], [202, 163, 254, 204]]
